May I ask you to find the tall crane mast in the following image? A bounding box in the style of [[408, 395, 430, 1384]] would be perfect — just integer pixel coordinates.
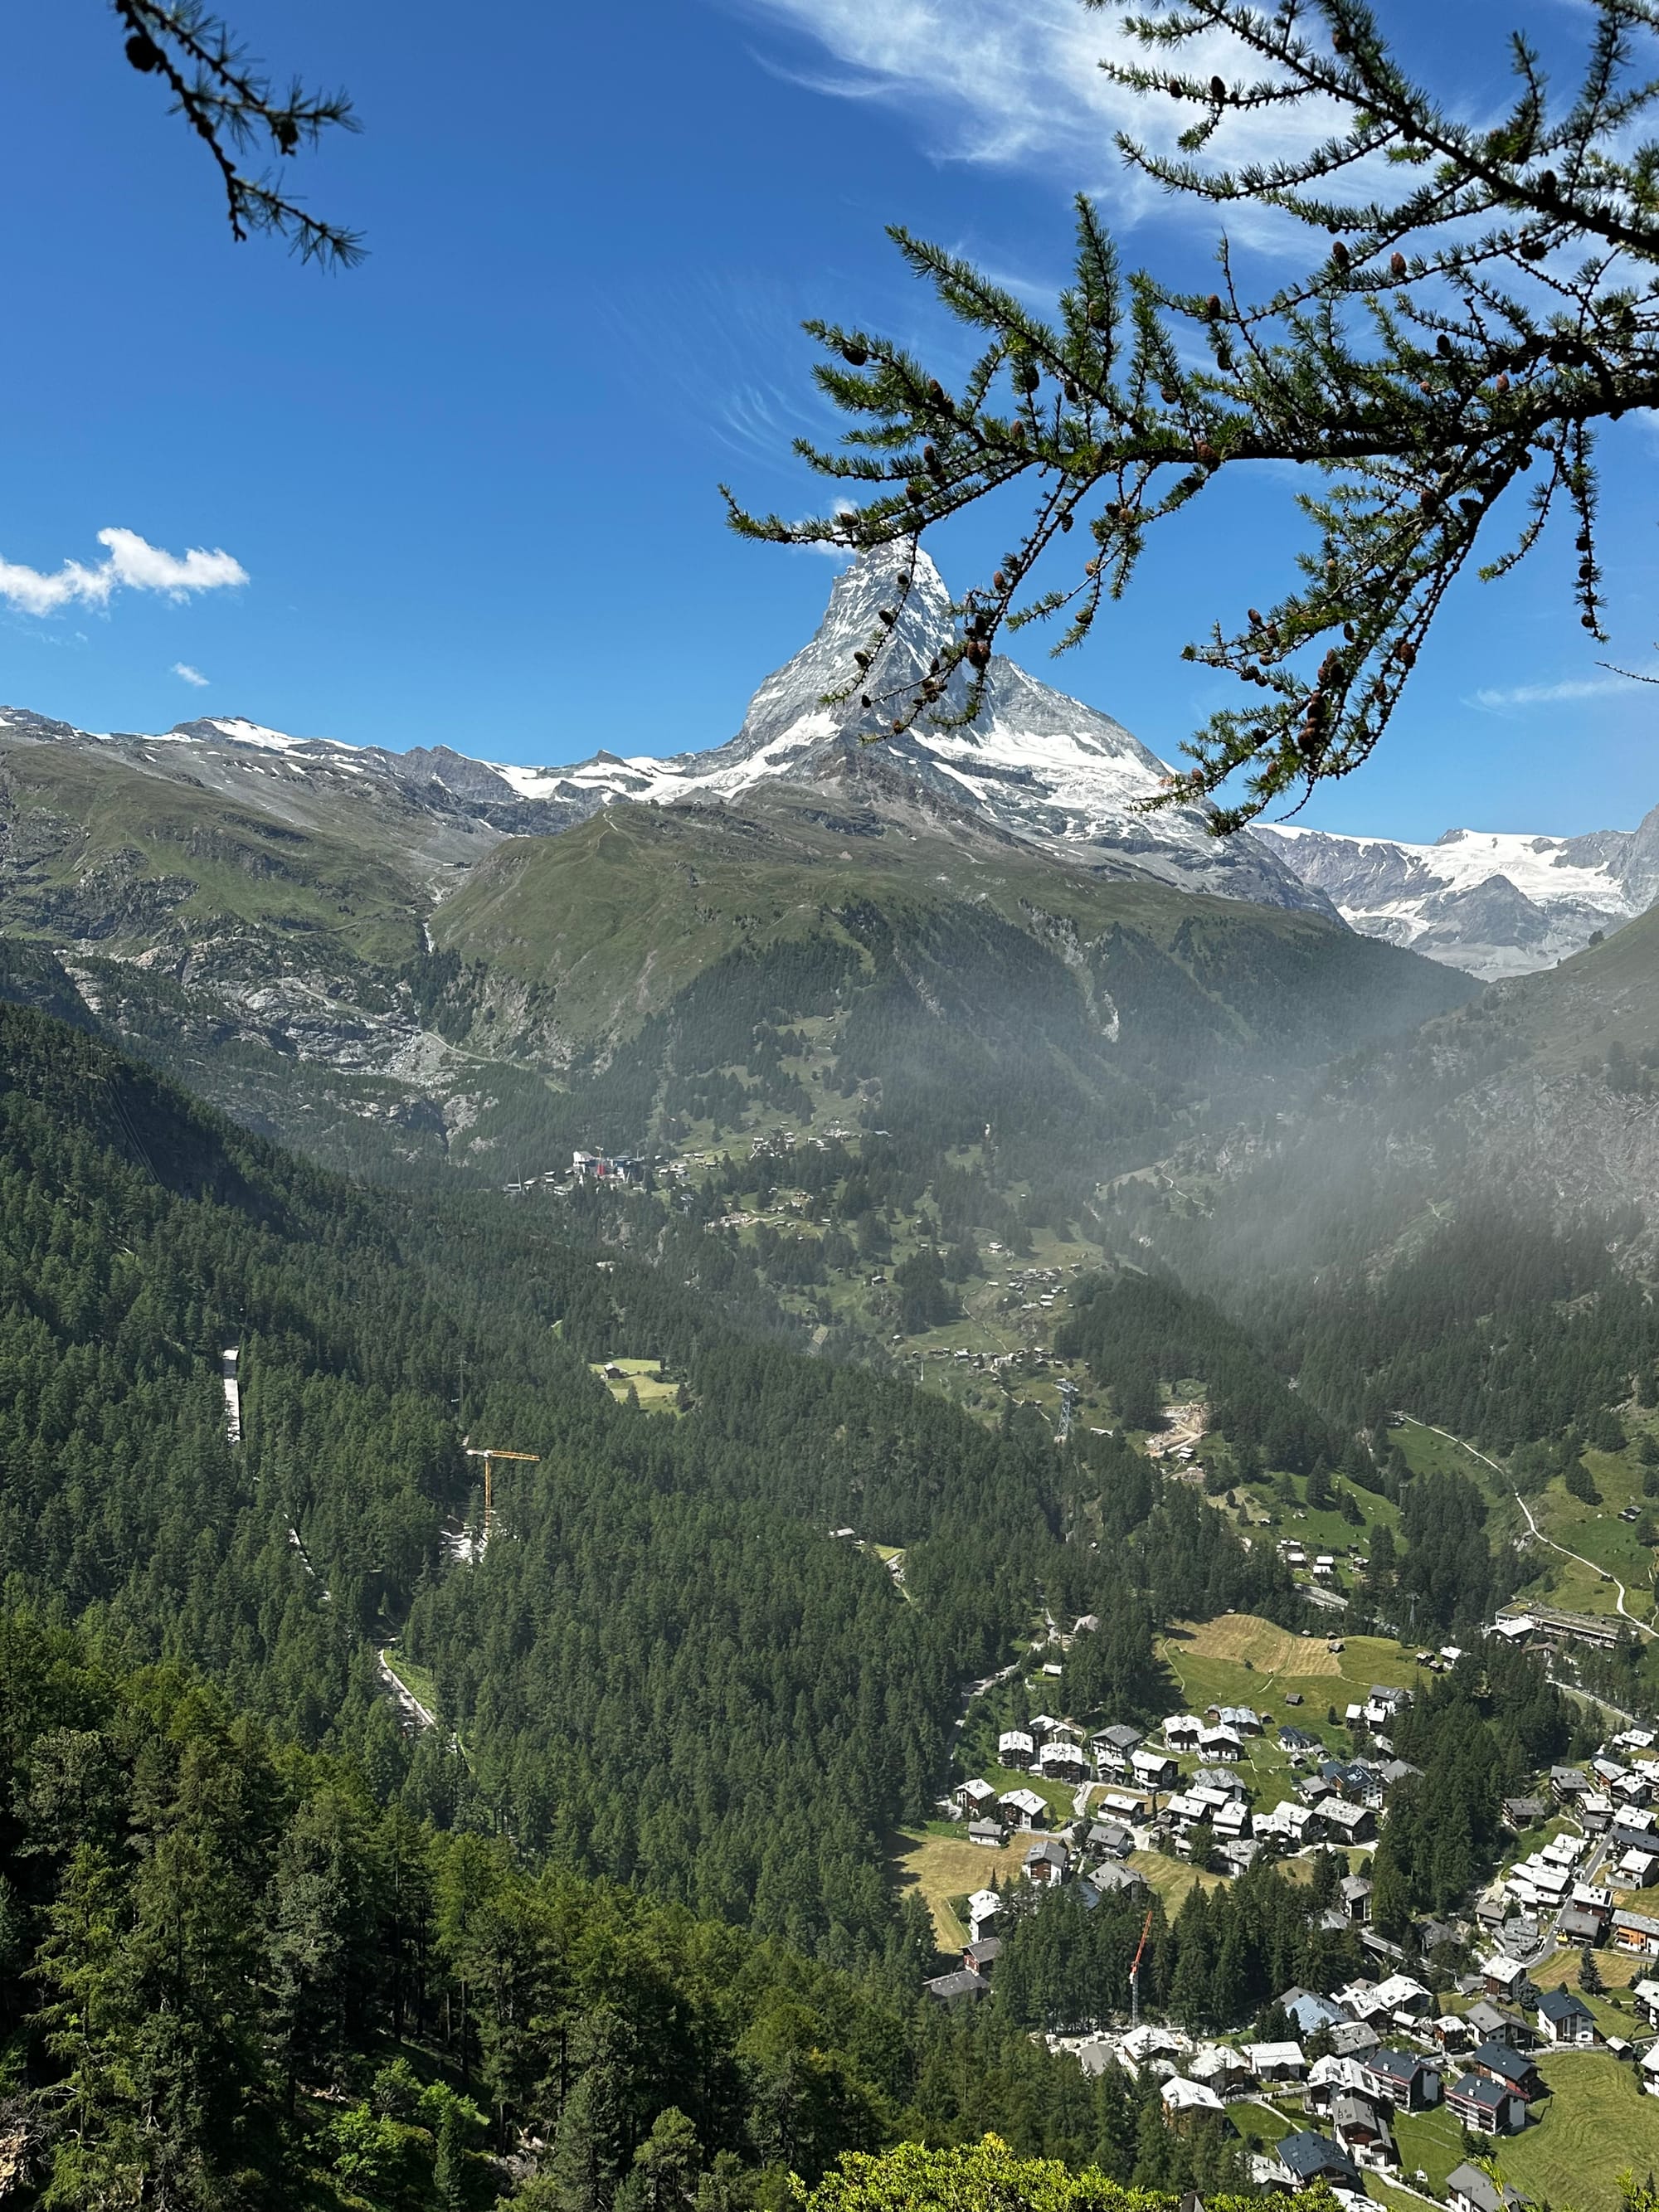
[[464, 1447, 540, 1538], [1129, 1907, 1153, 2030]]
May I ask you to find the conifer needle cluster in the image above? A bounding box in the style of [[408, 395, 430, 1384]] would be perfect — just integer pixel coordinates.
[[730, 0, 1659, 829]]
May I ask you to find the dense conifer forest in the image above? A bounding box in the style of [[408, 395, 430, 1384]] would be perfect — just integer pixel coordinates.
[[8, 961, 1659, 2208], [1, 1616, 1327, 2205]]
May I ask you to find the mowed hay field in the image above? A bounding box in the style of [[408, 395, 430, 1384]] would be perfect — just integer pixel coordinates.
[[891, 1828, 1005, 1949], [1532, 1944, 1645, 1991], [1176, 1616, 1342, 1676], [591, 1359, 681, 1412], [1501, 2054, 1659, 2210], [1163, 1617, 1431, 1716]]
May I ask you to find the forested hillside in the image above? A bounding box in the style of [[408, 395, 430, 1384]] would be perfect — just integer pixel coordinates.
[[0, 996, 1286, 1977], [0, 1614, 1268, 2210], [0, 998, 1034, 1957]]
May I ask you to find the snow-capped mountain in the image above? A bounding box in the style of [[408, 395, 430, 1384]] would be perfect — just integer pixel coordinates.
[[0, 546, 1326, 915], [1258, 815, 1659, 980], [512, 545, 1323, 910]]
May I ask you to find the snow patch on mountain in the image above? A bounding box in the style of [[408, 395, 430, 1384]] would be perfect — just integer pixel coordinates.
[[1259, 815, 1659, 980], [516, 545, 1326, 911]]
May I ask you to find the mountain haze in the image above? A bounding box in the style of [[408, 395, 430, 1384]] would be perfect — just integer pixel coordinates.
[[0, 552, 1470, 1184]]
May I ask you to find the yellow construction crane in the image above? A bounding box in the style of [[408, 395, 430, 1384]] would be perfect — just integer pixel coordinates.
[[464, 1447, 540, 1536]]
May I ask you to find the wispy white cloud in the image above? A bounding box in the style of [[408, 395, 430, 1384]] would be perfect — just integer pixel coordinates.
[[733, 0, 1357, 234], [1471, 673, 1636, 708], [0, 528, 247, 617], [173, 661, 211, 687]]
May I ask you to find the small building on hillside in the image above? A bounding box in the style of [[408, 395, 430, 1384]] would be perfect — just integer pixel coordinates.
[[1273, 2132, 1360, 2192], [1613, 1908, 1659, 1956], [1444, 2073, 1526, 2137], [924, 1968, 990, 2005], [999, 1787, 1048, 1830], [1087, 1820, 1136, 1858], [1331, 2091, 1394, 2166], [999, 1730, 1035, 1770], [1447, 2161, 1534, 2212], [1094, 1723, 1144, 1770], [1131, 1749, 1179, 1789], [1188, 2044, 1253, 2093], [1339, 1874, 1374, 1923], [1245, 2039, 1308, 2083], [1370, 1973, 1433, 2020], [1472, 2041, 1545, 2103], [1036, 1739, 1088, 1782], [967, 1820, 1005, 1849], [1320, 1798, 1376, 1846], [1160, 2076, 1224, 2127], [1024, 1838, 1068, 1886], [1558, 1903, 1605, 1947], [1481, 1955, 1529, 2001], [1463, 2001, 1531, 2048], [1537, 1988, 1598, 2047], [1282, 1990, 1346, 2039], [1361, 2049, 1441, 2111], [1091, 1860, 1149, 1899]]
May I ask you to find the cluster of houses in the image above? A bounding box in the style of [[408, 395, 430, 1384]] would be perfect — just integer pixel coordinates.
[[947, 1690, 1420, 1884], [570, 1148, 649, 1184], [932, 1697, 1659, 2187], [1543, 1748, 1659, 1886], [1029, 1973, 1601, 2190], [1277, 1536, 1362, 1587]]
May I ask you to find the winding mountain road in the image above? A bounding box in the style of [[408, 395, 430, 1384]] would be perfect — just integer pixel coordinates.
[[1398, 1417, 1657, 1640]]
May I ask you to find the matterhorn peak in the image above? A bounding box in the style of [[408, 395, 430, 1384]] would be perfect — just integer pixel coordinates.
[[817, 543, 954, 657], [551, 543, 1331, 912]]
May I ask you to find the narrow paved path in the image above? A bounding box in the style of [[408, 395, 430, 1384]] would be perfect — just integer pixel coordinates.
[[950, 1652, 1023, 1742], [1399, 1417, 1656, 1639]]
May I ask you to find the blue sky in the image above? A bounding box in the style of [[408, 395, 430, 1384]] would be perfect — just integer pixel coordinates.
[[1, 0, 1655, 840]]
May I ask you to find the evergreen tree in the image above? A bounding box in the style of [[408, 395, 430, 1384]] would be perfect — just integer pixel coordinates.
[[735, 1, 1659, 828]]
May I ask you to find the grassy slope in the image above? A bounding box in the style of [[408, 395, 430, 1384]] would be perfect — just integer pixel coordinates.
[[1159, 1617, 1430, 1767], [1496, 897, 1659, 1069], [1396, 2056, 1659, 2210], [1399, 1415, 1659, 1625], [891, 1828, 1006, 1949], [431, 787, 1469, 1050], [0, 740, 426, 964]]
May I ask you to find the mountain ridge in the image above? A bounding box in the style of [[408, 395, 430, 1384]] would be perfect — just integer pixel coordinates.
[[1260, 811, 1659, 980], [0, 543, 1326, 914]]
